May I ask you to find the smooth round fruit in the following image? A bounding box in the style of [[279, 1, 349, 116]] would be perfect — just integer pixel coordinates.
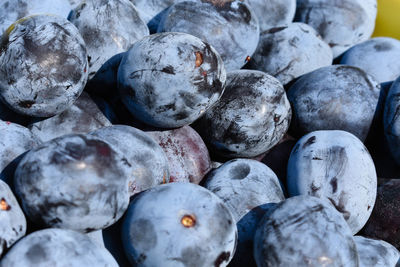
[[204, 159, 284, 222], [157, 0, 260, 71], [340, 37, 400, 83], [0, 15, 88, 117], [295, 0, 377, 57], [0, 228, 118, 267], [14, 134, 131, 232], [287, 130, 377, 234], [118, 32, 226, 128], [248, 23, 332, 85], [354, 236, 400, 267], [0, 180, 26, 258], [196, 70, 291, 158], [68, 0, 149, 79], [90, 125, 170, 195], [253, 195, 359, 266], [287, 65, 380, 141], [122, 183, 237, 267]]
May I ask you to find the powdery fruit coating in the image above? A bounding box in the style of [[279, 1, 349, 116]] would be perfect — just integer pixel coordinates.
[[118, 32, 226, 128], [0, 0, 72, 34], [244, 0, 296, 32], [253, 195, 359, 267], [203, 159, 284, 222], [248, 23, 333, 85], [122, 183, 237, 267], [0, 15, 88, 117], [295, 0, 377, 57], [0, 180, 26, 258], [229, 203, 277, 267], [196, 70, 291, 158], [28, 92, 112, 143], [147, 125, 212, 184], [287, 130, 377, 234], [340, 38, 400, 83], [287, 65, 380, 141], [68, 0, 149, 79], [90, 125, 169, 195], [354, 236, 400, 267], [362, 179, 400, 250], [0, 120, 39, 174], [157, 0, 259, 71], [0, 228, 118, 267], [383, 77, 400, 166], [129, 0, 184, 24], [14, 134, 131, 232]]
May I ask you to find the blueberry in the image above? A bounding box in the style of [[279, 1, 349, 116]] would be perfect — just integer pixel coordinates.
[[287, 130, 377, 234], [90, 125, 170, 195], [203, 159, 284, 222], [122, 183, 237, 267], [157, 0, 259, 71], [0, 15, 88, 117], [354, 236, 400, 267], [129, 0, 183, 24], [0, 228, 118, 266], [0, 0, 72, 34], [68, 0, 149, 79], [340, 37, 400, 83], [14, 134, 131, 232], [229, 203, 277, 267], [147, 125, 212, 184], [0, 180, 26, 258], [253, 195, 359, 266], [362, 179, 400, 250], [383, 77, 400, 166], [28, 92, 112, 143], [195, 70, 291, 158], [244, 0, 296, 32], [0, 120, 40, 186], [295, 0, 377, 57], [118, 32, 226, 128], [247, 23, 333, 85], [287, 65, 380, 141]]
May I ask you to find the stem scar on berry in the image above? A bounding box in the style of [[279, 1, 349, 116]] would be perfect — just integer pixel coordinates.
[[0, 198, 11, 211], [195, 52, 203, 67], [181, 214, 196, 228]]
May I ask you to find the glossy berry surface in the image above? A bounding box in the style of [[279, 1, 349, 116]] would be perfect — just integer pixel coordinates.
[[0, 228, 118, 267], [196, 70, 291, 158], [0, 15, 88, 117], [287, 130, 377, 234], [118, 32, 226, 128], [122, 183, 237, 267], [14, 134, 131, 232]]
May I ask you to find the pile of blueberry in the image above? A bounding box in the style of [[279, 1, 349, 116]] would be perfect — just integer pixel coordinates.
[[1, 0, 400, 266]]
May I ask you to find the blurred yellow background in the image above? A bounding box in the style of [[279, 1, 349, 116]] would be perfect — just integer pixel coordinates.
[[372, 0, 400, 39]]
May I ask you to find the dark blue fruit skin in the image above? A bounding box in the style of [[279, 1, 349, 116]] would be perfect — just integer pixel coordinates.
[[203, 158, 284, 222], [253, 195, 359, 267], [121, 183, 237, 267], [90, 125, 170, 196], [195, 70, 291, 159], [340, 37, 400, 83], [0, 15, 88, 117], [157, 0, 259, 71], [68, 0, 149, 79], [229, 203, 277, 267], [383, 77, 400, 166], [14, 134, 131, 232], [0, 228, 118, 267], [287, 65, 380, 141], [118, 32, 226, 128], [28, 92, 112, 143]]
